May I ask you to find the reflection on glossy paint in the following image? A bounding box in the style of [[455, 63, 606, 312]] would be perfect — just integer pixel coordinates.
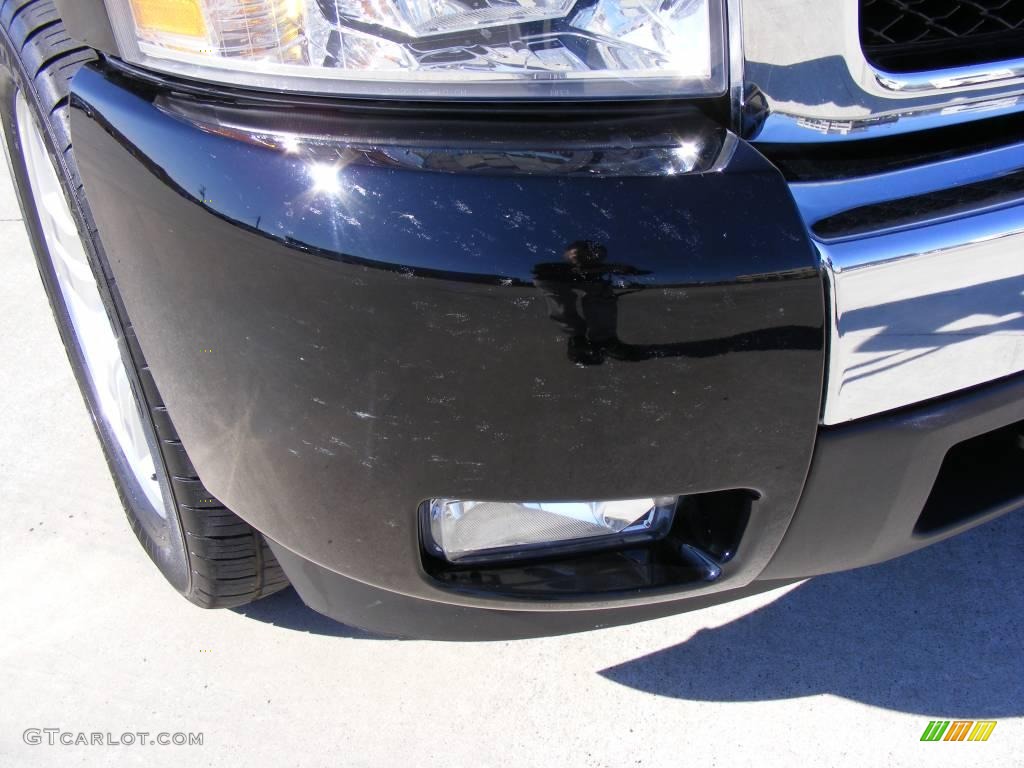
[[155, 95, 730, 179], [673, 140, 702, 167], [266, 132, 724, 178], [308, 162, 343, 196], [533, 240, 821, 365]]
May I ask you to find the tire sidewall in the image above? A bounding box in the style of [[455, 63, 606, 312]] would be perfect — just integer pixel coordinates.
[[0, 28, 192, 594]]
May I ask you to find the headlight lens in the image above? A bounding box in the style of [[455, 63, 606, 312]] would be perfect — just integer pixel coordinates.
[[105, 0, 726, 98]]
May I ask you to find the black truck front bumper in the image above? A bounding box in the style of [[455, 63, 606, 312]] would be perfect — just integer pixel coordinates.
[[68, 63, 1024, 638]]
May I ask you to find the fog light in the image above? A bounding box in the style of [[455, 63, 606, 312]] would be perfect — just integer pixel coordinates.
[[425, 497, 677, 563]]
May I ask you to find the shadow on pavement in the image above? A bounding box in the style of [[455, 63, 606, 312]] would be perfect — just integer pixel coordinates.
[[232, 508, 1023, 716], [231, 587, 379, 639], [600, 511, 1024, 717]]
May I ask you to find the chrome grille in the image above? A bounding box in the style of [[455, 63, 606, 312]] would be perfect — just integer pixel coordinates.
[[861, 0, 1024, 71]]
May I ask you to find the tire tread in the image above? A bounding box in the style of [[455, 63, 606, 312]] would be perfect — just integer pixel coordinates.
[[1, 3, 288, 608]]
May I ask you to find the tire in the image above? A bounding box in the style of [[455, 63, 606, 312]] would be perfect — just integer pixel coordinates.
[[0, 0, 288, 608]]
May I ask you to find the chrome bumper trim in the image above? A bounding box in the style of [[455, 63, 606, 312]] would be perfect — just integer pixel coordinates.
[[789, 139, 1024, 225], [818, 204, 1024, 424], [741, 0, 1024, 142]]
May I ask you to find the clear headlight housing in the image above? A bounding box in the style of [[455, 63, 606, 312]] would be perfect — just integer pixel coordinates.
[[104, 0, 726, 98]]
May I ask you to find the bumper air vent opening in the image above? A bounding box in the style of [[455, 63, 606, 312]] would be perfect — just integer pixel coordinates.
[[915, 418, 1024, 534]]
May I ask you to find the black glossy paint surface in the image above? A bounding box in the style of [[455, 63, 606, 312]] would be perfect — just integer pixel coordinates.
[[70, 64, 825, 609]]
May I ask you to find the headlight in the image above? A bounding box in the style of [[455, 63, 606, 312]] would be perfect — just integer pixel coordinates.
[[104, 0, 726, 98]]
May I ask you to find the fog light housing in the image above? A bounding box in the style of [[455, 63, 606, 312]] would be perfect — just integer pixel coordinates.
[[424, 497, 677, 563]]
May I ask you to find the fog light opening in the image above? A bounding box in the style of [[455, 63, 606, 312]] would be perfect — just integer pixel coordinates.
[[420, 489, 756, 596], [424, 497, 678, 564]]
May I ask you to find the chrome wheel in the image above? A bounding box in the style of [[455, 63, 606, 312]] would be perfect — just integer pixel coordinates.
[[15, 90, 166, 518]]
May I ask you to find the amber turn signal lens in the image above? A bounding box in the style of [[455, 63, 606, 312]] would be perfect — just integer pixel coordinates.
[[129, 0, 208, 38]]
